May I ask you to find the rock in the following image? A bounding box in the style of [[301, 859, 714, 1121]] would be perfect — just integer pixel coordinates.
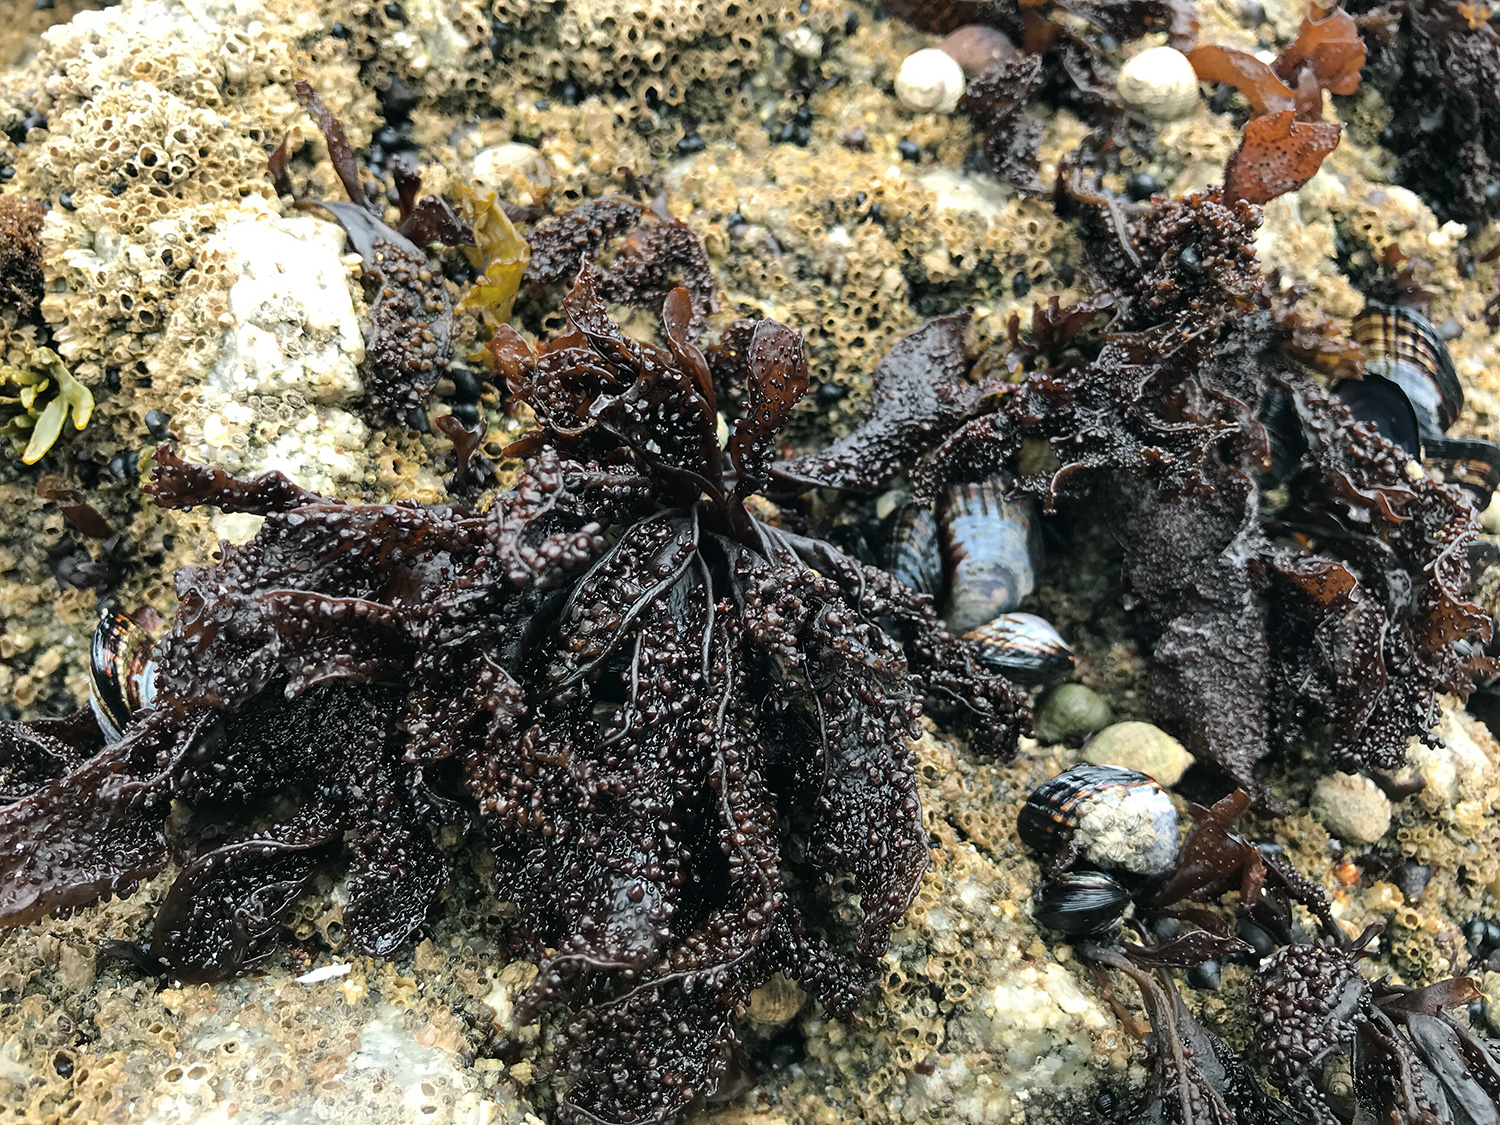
[[1405, 704, 1498, 814], [1034, 684, 1113, 745], [1117, 46, 1200, 122], [1083, 721, 1192, 787], [208, 213, 365, 404], [895, 48, 966, 115], [937, 25, 1017, 77], [1483, 490, 1500, 535], [1312, 772, 1392, 845], [471, 142, 545, 192]]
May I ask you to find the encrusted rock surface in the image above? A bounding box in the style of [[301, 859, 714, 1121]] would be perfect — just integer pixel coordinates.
[[5, 0, 1500, 1122]]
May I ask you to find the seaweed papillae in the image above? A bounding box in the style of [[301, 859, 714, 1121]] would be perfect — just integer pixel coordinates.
[[0, 255, 1023, 1120], [1088, 791, 1500, 1122], [1010, 182, 1491, 806], [3, 58, 1499, 1125], [777, 175, 1491, 811]]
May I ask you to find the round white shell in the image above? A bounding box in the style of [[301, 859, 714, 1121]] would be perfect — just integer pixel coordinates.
[[896, 48, 967, 115], [1117, 46, 1200, 122]]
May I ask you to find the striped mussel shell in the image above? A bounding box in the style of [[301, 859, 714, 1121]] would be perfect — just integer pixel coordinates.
[[1017, 764, 1178, 877], [880, 501, 943, 599], [1033, 869, 1130, 936], [1349, 303, 1461, 441], [1340, 304, 1500, 502], [963, 612, 1074, 685], [939, 479, 1040, 635], [89, 608, 158, 743]]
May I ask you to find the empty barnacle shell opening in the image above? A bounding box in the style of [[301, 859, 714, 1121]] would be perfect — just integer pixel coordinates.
[[11, 2, 1500, 1121]]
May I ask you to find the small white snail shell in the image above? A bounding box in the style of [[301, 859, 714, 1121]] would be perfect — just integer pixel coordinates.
[[1117, 46, 1200, 121], [895, 47, 967, 115]]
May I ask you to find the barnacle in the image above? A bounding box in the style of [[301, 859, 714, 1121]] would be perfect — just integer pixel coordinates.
[[0, 263, 1023, 1122], [0, 346, 95, 464], [887, 0, 1198, 189]]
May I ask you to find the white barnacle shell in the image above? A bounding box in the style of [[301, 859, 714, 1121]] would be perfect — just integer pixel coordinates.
[[1117, 46, 1200, 122], [1073, 782, 1179, 876], [895, 47, 967, 115], [781, 26, 824, 60]]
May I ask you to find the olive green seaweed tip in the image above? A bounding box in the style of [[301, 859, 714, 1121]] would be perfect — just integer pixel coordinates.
[[0, 348, 95, 465]]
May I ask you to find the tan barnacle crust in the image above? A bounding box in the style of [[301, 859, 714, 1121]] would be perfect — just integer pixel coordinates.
[[787, 733, 1130, 1122]]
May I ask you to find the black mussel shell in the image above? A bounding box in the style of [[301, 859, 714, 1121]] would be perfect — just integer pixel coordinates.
[[881, 502, 943, 598], [1033, 869, 1130, 935], [939, 479, 1040, 635], [1018, 763, 1151, 855], [89, 608, 158, 743], [1258, 387, 1306, 487], [1335, 372, 1423, 460], [1352, 303, 1462, 439], [963, 612, 1074, 685]]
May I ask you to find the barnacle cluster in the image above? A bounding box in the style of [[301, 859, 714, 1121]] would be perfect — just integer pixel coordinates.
[[270, 80, 472, 429], [887, 0, 1199, 191], [10, 0, 1500, 1120]]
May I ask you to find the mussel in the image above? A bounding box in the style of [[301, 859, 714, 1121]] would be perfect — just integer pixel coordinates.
[[88, 608, 158, 743], [939, 480, 1041, 635], [963, 612, 1074, 685], [1017, 764, 1178, 877], [1033, 869, 1131, 935], [1337, 304, 1500, 502], [880, 501, 943, 598]]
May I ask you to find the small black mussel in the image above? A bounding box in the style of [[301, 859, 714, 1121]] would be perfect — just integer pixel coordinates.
[[880, 500, 943, 599], [963, 612, 1074, 685], [89, 608, 158, 743], [1018, 764, 1178, 877], [1033, 869, 1131, 935], [939, 479, 1041, 634], [1338, 303, 1500, 502]]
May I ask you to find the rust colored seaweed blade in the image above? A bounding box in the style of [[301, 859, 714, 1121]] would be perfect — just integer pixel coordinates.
[[1187, 45, 1296, 116], [1224, 111, 1341, 205]]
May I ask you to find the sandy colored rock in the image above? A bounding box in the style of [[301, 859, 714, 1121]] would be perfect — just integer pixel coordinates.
[[1312, 771, 1393, 845], [1083, 720, 1193, 787]]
